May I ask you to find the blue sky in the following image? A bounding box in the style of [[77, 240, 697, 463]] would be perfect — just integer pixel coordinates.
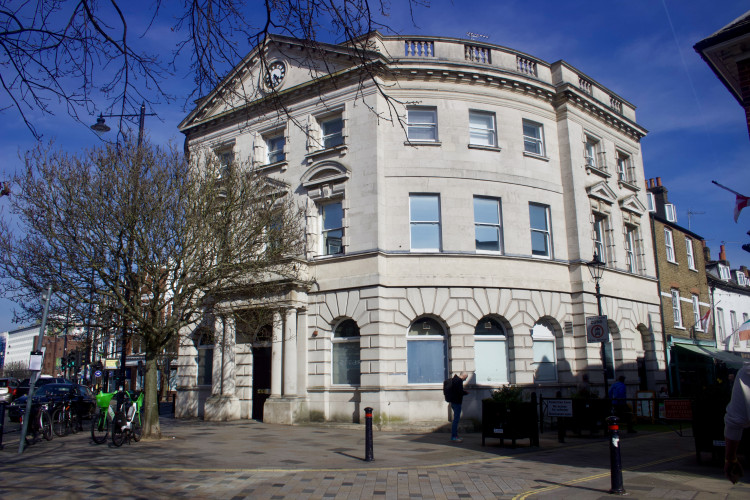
[[1, 0, 749, 332]]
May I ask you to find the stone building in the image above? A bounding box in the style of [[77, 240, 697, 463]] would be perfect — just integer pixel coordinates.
[[175, 33, 666, 426]]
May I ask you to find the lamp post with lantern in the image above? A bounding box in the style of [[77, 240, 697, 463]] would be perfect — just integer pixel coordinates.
[[586, 252, 610, 399]]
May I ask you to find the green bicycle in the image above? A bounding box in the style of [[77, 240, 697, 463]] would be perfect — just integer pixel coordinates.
[[111, 390, 143, 447], [90, 391, 115, 444]]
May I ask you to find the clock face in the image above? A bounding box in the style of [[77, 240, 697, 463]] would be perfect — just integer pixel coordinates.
[[264, 61, 286, 89]]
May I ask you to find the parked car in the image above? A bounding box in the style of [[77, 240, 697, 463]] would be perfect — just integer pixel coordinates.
[[8, 383, 95, 423], [0, 377, 21, 403], [14, 377, 73, 399]]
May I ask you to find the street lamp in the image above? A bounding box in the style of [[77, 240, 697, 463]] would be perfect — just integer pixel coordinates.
[[586, 252, 609, 398], [91, 102, 154, 392]]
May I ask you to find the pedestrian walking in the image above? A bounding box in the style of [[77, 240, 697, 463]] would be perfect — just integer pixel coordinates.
[[724, 364, 750, 483], [444, 372, 469, 442]]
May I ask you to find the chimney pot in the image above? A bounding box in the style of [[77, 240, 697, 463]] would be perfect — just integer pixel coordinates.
[[656, 177, 662, 187], [720, 244, 727, 262]]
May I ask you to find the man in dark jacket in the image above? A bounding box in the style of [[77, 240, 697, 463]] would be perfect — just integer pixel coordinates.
[[447, 372, 469, 442]]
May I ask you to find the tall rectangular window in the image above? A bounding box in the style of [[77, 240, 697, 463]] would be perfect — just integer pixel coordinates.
[[584, 135, 601, 169], [665, 204, 677, 222], [671, 289, 682, 327], [529, 203, 551, 258], [647, 193, 655, 212], [321, 116, 344, 149], [469, 110, 497, 147], [321, 202, 344, 255], [625, 226, 637, 273], [474, 196, 502, 253], [593, 214, 607, 263], [731, 311, 739, 346], [692, 295, 701, 332], [410, 194, 441, 251], [616, 152, 629, 181], [407, 107, 438, 142], [717, 307, 726, 342], [664, 228, 675, 263], [685, 238, 695, 270], [522, 119, 544, 156], [719, 264, 730, 280], [266, 134, 285, 164]]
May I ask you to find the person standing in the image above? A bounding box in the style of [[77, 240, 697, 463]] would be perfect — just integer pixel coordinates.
[[608, 375, 634, 432], [446, 372, 469, 442], [724, 364, 750, 483]]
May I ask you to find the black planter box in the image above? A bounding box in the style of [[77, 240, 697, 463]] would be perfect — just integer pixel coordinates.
[[481, 396, 539, 447]]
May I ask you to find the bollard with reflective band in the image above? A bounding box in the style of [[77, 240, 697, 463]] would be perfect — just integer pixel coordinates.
[[607, 416, 626, 495], [364, 407, 374, 462]]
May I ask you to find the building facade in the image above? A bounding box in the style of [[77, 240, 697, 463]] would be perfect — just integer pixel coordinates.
[[176, 33, 666, 426], [707, 247, 750, 358]]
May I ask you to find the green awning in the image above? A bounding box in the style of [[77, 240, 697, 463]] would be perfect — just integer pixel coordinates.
[[674, 343, 748, 369]]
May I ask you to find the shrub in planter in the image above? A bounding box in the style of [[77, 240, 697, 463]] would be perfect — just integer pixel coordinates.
[[482, 386, 538, 447]]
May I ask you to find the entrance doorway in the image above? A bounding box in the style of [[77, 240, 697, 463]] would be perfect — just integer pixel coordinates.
[[252, 346, 271, 421]]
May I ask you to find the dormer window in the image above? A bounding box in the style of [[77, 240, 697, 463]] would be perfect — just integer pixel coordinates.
[[719, 264, 730, 280], [665, 203, 677, 222], [736, 271, 747, 286], [647, 193, 655, 212]]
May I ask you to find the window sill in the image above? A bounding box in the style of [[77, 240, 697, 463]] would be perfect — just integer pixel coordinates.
[[673, 326, 686, 331], [667, 259, 678, 265], [257, 160, 288, 172], [585, 165, 610, 178], [618, 179, 640, 191], [523, 151, 549, 162], [404, 140, 442, 147], [468, 144, 502, 152], [305, 144, 347, 164], [476, 250, 504, 255]]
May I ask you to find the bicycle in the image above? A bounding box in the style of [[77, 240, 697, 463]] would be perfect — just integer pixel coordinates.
[[90, 391, 116, 444], [23, 402, 53, 444], [111, 390, 143, 447], [52, 396, 81, 437]]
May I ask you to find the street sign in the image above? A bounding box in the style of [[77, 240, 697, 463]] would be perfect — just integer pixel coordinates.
[[104, 358, 119, 370], [94, 370, 102, 378], [546, 399, 573, 417], [586, 315, 609, 343]]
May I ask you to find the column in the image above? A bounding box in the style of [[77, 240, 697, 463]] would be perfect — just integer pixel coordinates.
[[222, 314, 237, 396], [271, 310, 282, 397], [211, 316, 223, 396], [283, 308, 298, 396]]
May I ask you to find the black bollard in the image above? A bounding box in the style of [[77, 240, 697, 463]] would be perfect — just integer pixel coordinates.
[[364, 407, 374, 462], [607, 415, 626, 495], [0, 401, 5, 449]]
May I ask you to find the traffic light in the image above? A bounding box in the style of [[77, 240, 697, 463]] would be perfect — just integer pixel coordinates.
[[75, 350, 82, 371]]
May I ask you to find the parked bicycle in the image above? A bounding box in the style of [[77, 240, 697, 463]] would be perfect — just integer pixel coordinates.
[[91, 391, 116, 444], [24, 402, 53, 444], [52, 396, 81, 437], [111, 390, 143, 447]]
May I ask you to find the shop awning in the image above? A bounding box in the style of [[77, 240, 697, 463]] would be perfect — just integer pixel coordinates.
[[674, 344, 748, 369]]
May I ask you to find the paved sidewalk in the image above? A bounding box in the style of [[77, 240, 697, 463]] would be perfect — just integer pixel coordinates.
[[1, 412, 749, 499]]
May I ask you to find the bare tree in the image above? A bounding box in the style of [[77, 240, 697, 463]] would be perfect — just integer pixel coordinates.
[[0, 0, 425, 139], [0, 138, 307, 438]]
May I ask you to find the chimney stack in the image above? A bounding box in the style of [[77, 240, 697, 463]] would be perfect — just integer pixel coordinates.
[[720, 244, 727, 262]]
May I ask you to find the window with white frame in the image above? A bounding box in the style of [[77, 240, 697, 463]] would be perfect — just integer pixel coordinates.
[[407, 107, 438, 142], [320, 201, 344, 256], [217, 149, 234, 179], [532, 321, 556, 382], [719, 264, 730, 280], [529, 203, 552, 258], [320, 115, 344, 149], [332, 319, 360, 385], [584, 135, 601, 169], [686, 238, 696, 270], [616, 152, 633, 183], [474, 317, 509, 385], [647, 193, 655, 212], [625, 226, 638, 273], [196, 331, 214, 386], [522, 119, 545, 156], [474, 196, 502, 253], [407, 317, 446, 384], [717, 307, 726, 342], [671, 289, 682, 328], [731, 310, 739, 346], [692, 295, 701, 332], [593, 214, 607, 263], [265, 133, 286, 164], [469, 110, 497, 147], [736, 272, 747, 286], [664, 228, 675, 263], [665, 203, 677, 222], [410, 194, 441, 251]]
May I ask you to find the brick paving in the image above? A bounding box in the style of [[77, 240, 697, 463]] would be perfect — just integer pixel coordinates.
[[2, 410, 750, 499]]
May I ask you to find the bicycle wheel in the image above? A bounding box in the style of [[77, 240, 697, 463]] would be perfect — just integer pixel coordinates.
[[131, 411, 142, 442], [41, 410, 53, 441], [111, 412, 126, 447], [52, 408, 68, 437], [90, 410, 109, 444], [69, 409, 81, 434]]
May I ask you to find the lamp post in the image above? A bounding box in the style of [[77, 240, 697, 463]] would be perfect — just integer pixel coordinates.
[[91, 102, 154, 391], [587, 252, 609, 399]]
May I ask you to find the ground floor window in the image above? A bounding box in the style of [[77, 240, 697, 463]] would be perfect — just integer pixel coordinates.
[[474, 316, 509, 384], [332, 319, 361, 385], [532, 322, 556, 382], [407, 317, 446, 384], [197, 331, 214, 386]]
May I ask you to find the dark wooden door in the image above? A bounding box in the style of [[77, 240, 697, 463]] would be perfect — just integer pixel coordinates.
[[251, 346, 271, 421]]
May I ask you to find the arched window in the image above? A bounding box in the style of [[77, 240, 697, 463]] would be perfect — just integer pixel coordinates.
[[196, 330, 214, 386], [532, 321, 556, 382], [332, 319, 360, 385], [407, 317, 446, 384], [474, 317, 509, 384]]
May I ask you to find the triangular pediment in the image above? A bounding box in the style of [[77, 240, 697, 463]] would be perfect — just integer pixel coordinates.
[[586, 181, 617, 204], [619, 194, 647, 215], [179, 34, 382, 131]]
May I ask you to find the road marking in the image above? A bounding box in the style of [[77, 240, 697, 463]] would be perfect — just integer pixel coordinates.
[[512, 452, 694, 499]]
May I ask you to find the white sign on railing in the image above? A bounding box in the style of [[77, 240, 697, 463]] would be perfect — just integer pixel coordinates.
[[546, 399, 573, 417]]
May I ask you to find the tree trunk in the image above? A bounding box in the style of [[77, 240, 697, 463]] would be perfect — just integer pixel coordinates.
[[143, 353, 161, 439]]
